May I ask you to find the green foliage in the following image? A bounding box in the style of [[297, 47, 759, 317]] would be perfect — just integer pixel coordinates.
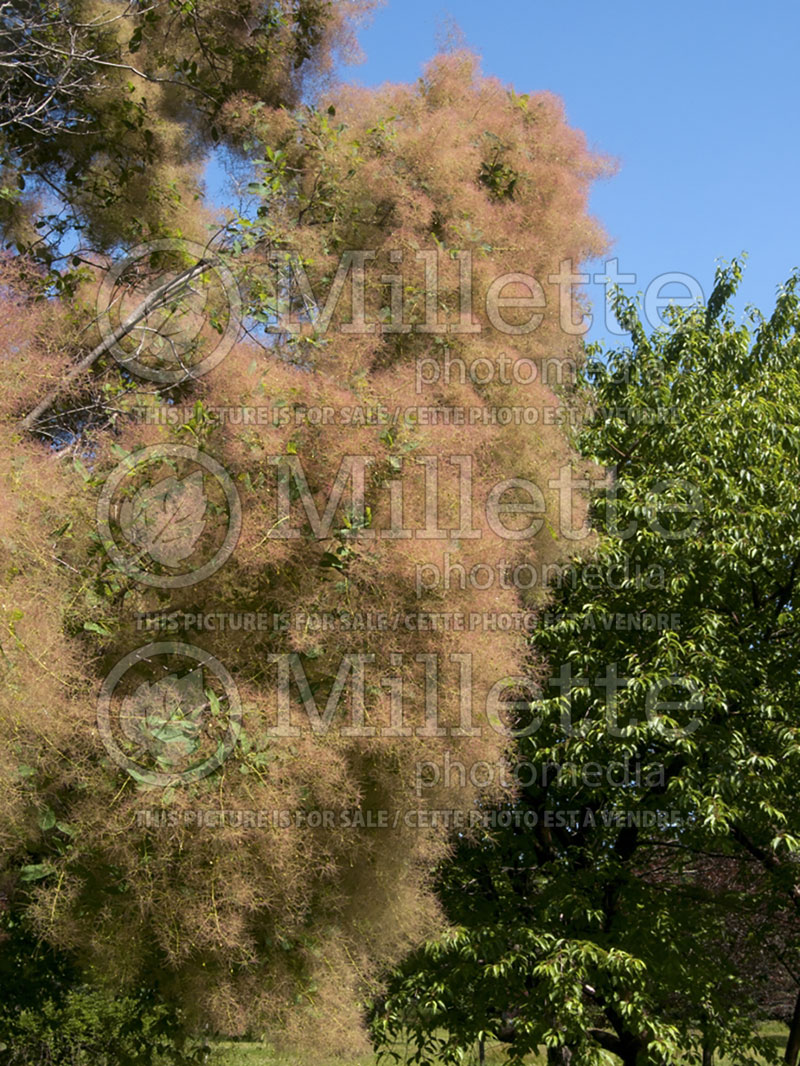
[[0, 896, 203, 1065], [0, 986, 205, 1066], [373, 262, 800, 1065], [570, 260, 800, 849]]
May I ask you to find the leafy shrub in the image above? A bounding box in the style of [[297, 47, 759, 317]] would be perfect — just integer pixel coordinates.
[[0, 984, 206, 1066]]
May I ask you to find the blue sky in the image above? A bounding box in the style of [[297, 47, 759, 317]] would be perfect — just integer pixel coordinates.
[[339, 0, 800, 347]]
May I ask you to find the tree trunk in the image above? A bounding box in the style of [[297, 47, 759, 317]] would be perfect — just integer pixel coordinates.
[[785, 988, 800, 1066], [621, 1046, 640, 1066], [702, 1037, 713, 1066]]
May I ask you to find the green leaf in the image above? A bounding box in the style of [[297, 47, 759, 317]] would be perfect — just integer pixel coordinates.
[[38, 807, 56, 831], [19, 863, 56, 882]]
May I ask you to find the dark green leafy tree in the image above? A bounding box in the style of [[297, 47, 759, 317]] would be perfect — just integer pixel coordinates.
[[373, 262, 800, 1066]]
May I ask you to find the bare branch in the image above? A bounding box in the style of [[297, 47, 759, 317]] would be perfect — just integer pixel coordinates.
[[20, 258, 213, 431]]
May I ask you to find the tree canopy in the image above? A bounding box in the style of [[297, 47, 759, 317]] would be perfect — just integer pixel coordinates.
[[1, 0, 376, 257], [372, 262, 800, 1066]]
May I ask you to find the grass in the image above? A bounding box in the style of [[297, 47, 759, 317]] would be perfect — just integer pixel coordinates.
[[210, 1037, 544, 1066], [210, 1025, 791, 1066], [209, 1042, 376, 1066]]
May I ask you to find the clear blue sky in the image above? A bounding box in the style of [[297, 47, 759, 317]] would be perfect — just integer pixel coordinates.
[[339, 0, 800, 347]]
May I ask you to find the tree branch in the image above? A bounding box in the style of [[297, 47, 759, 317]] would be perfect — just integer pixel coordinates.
[[19, 259, 212, 432]]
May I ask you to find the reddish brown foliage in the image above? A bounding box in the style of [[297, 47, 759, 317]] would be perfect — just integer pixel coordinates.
[[0, 52, 611, 1053]]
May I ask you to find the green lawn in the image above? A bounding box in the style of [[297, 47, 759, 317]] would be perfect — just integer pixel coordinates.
[[210, 1037, 543, 1066], [209, 1043, 376, 1066], [210, 1024, 790, 1066]]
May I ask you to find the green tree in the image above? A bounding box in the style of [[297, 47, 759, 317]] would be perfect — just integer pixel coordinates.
[[373, 261, 800, 1066]]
